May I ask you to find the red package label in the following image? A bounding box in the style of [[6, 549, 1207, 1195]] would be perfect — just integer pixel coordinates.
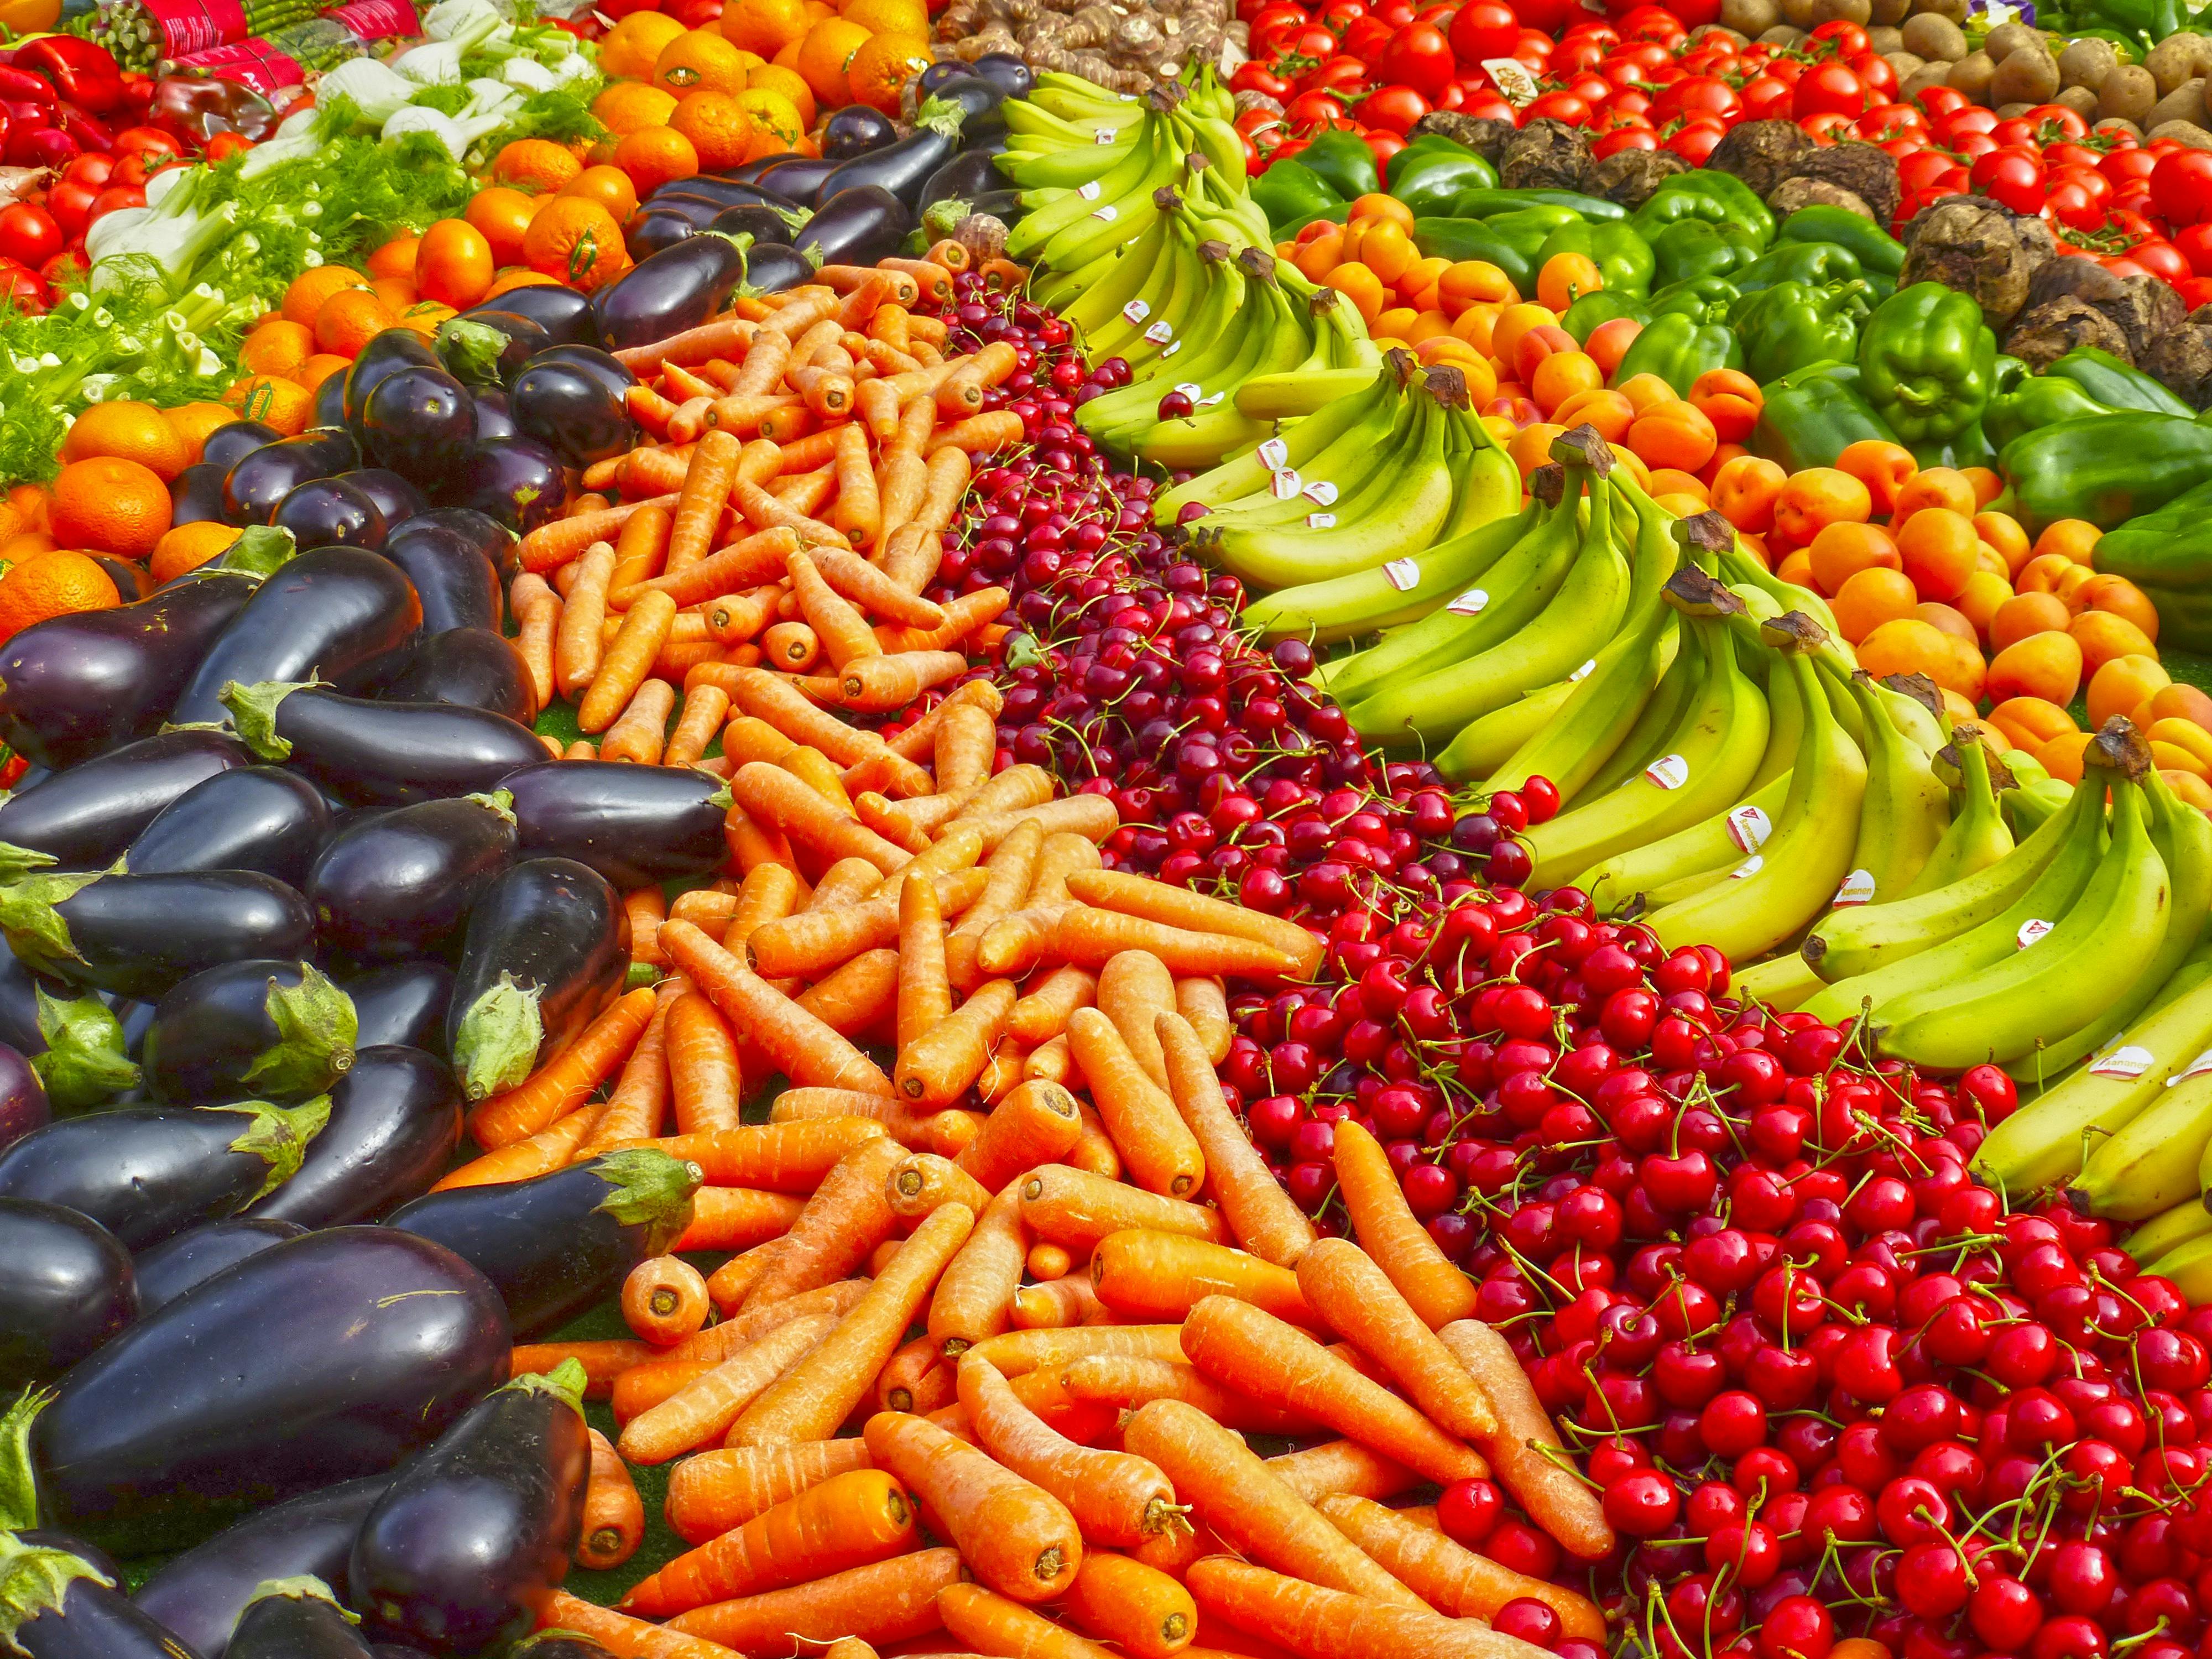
[[322, 0, 418, 39], [170, 38, 307, 91], [142, 0, 249, 57]]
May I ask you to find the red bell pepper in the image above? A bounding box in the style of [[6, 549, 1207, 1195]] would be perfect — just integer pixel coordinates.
[[15, 38, 126, 117]]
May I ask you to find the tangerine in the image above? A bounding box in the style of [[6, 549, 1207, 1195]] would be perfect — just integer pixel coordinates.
[[841, 0, 926, 33], [735, 87, 805, 150], [794, 17, 870, 106], [492, 138, 584, 195], [62, 399, 190, 481], [846, 32, 928, 113], [415, 218, 495, 308], [592, 81, 679, 135], [612, 125, 700, 195], [670, 90, 757, 172], [49, 457, 171, 560], [160, 403, 236, 468], [522, 196, 627, 291], [150, 520, 241, 583], [222, 374, 315, 435], [315, 288, 397, 357], [721, 0, 810, 57], [298, 353, 351, 392], [0, 551, 118, 644], [466, 186, 541, 267], [238, 317, 315, 383], [366, 234, 419, 279], [748, 63, 816, 128], [654, 28, 750, 97], [599, 9, 686, 78], [280, 265, 370, 330], [563, 164, 640, 223]]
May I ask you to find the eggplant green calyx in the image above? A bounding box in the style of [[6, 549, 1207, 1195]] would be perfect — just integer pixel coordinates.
[[500, 1357, 588, 1416], [0, 845, 55, 886], [243, 964, 359, 1101], [0, 1531, 110, 1655], [589, 1148, 701, 1255], [30, 989, 138, 1111], [0, 872, 101, 977], [243, 1576, 357, 1620], [217, 524, 300, 578], [213, 1095, 334, 1203], [220, 679, 321, 761], [466, 789, 518, 828], [454, 972, 542, 1102], [435, 317, 514, 387], [0, 1392, 48, 1534]]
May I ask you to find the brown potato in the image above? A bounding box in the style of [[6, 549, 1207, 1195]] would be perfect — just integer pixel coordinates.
[[1983, 20, 2040, 60], [1868, 27, 1906, 53], [1946, 50, 1995, 102], [2145, 32, 2212, 95], [1869, 0, 1908, 23], [2147, 76, 2209, 133], [2058, 36, 2117, 91], [1780, 0, 1819, 28], [1900, 12, 1965, 61], [1990, 44, 2059, 105], [2094, 116, 2146, 141], [1880, 44, 1920, 74], [1909, 0, 1968, 20], [1759, 21, 1805, 42], [1808, 0, 1871, 22], [2055, 84, 2101, 118], [2099, 62, 2159, 125], [1719, 0, 1780, 35], [1901, 61, 1955, 104]]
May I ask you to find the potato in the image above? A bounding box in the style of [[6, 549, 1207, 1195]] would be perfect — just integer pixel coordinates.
[[1990, 44, 2059, 105], [2058, 36, 2117, 91], [2098, 62, 2158, 126], [1759, 21, 1805, 42], [1901, 62, 1954, 104], [1879, 44, 1919, 74], [2149, 118, 2212, 149], [1900, 12, 1964, 62], [1994, 101, 2034, 118], [2146, 32, 2211, 96], [2055, 84, 2101, 118], [1947, 50, 1996, 102], [1719, 0, 1780, 33], [1809, 0, 1872, 22], [1910, 0, 1967, 20], [2147, 77, 2208, 133], [2094, 116, 2146, 141], [1870, 0, 1908, 22], [1869, 25, 1905, 52], [1984, 21, 2039, 61], [1780, 0, 1819, 29]]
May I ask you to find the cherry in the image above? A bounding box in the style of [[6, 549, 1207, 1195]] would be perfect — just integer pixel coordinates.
[[1436, 1478, 1504, 1547], [1896, 1541, 1972, 1618]]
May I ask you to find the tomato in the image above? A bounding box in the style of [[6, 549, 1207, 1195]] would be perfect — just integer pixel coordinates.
[[1551, 33, 1606, 72], [2132, 238, 2192, 284], [203, 131, 251, 161], [110, 125, 180, 158], [1652, 73, 1739, 123], [2047, 180, 2105, 232], [1972, 149, 2046, 215], [1942, 106, 1997, 138], [60, 152, 113, 189], [38, 247, 83, 286], [1666, 123, 1725, 165], [1855, 102, 1925, 141], [2028, 103, 2089, 138], [1341, 13, 1393, 56], [43, 179, 95, 238], [1793, 62, 1866, 118], [1739, 76, 1791, 121], [2048, 164, 2111, 207], [1608, 86, 1652, 116], [1459, 90, 1517, 121], [2155, 149, 2212, 226], [1447, 0, 1519, 64], [0, 264, 48, 311], [1231, 62, 1293, 100], [1799, 111, 1858, 143], [1914, 84, 1970, 118], [1950, 131, 1999, 164], [1302, 56, 1370, 95], [1376, 19, 1453, 99], [1284, 90, 1349, 128], [1319, 0, 1365, 30], [1523, 91, 1592, 125], [1568, 72, 1611, 105], [2104, 147, 2160, 189], [85, 184, 144, 226], [1849, 53, 1897, 100], [2179, 275, 2212, 310], [1989, 117, 2037, 149], [1807, 18, 1868, 51], [1897, 148, 1958, 194], [1363, 128, 1406, 170], [1249, 3, 1309, 53], [1362, 84, 1431, 133], [1592, 103, 1654, 133], [2103, 255, 2152, 280], [0, 204, 60, 268], [1593, 126, 1660, 158]]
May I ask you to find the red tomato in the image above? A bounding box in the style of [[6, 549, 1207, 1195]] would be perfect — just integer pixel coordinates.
[[1592, 105, 1655, 133], [1342, 13, 1393, 55], [2179, 275, 2212, 310], [1447, 0, 1519, 64], [2028, 103, 2089, 138], [1373, 0, 1413, 21], [1989, 117, 2037, 148], [2046, 142, 2103, 170], [1807, 18, 1867, 51], [1897, 148, 1957, 193], [1248, 2, 1307, 51], [1363, 128, 1406, 170], [1652, 73, 1739, 123], [202, 131, 252, 162], [109, 126, 180, 156], [1942, 106, 1997, 138], [85, 184, 144, 226], [1319, 0, 1365, 30], [1950, 130, 1999, 163], [1799, 110, 1858, 143], [0, 264, 48, 310], [2155, 149, 2212, 226], [44, 179, 96, 238], [1284, 90, 1349, 128], [2104, 147, 2160, 187], [1551, 34, 1606, 72], [0, 203, 60, 268], [1361, 84, 1431, 133], [2132, 238, 2191, 284], [2110, 205, 2159, 239], [39, 247, 84, 285], [1458, 90, 1517, 121], [2103, 255, 2152, 280], [1568, 72, 1611, 105], [1849, 53, 1897, 99], [1302, 56, 1370, 95], [1666, 123, 1725, 164], [1739, 75, 1791, 121], [1618, 3, 1683, 35], [1523, 91, 1592, 125], [1972, 149, 2046, 215], [1915, 84, 1970, 118], [1855, 102, 1925, 141], [2046, 179, 2105, 232], [1376, 19, 1453, 98], [1793, 61, 1866, 118], [61, 152, 113, 188], [1593, 126, 1660, 158], [1231, 62, 1293, 100], [1608, 86, 1652, 116], [2048, 164, 2111, 207]]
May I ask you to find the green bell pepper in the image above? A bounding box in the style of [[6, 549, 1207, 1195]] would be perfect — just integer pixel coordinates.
[[2044, 347, 2196, 419], [1562, 290, 1648, 342], [1731, 280, 1871, 385], [1616, 310, 1744, 397], [1632, 173, 1775, 249], [1981, 374, 2115, 451], [1775, 205, 1905, 276], [1647, 274, 1741, 320], [1731, 239, 1864, 296], [1253, 160, 1344, 236], [1997, 413, 2212, 530], [1562, 276, 1736, 341], [1298, 129, 1380, 206], [1537, 218, 1654, 299], [1445, 188, 1627, 222], [1911, 425, 1995, 471], [1411, 216, 1545, 297], [1750, 360, 1896, 473], [2095, 476, 2212, 649], [1857, 281, 1997, 446], [1650, 219, 1764, 288], [1384, 137, 1498, 219]]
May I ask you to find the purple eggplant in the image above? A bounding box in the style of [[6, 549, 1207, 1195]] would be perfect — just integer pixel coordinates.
[[924, 74, 1005, 143], [341, 469, 428, 527], [170, 461, 228, 527], [754, 153, 839, 202], [377, 520, 502, 635], [594, 232, 748, 353], [273, 477, 387, 551], [743, 243, 817, 294], [444, 858, 626, 1102], [223, 428, 361, 526], [0, 868, 314, 998], [968, 50, 1034, 97], [511, 351, 636, 468], [0, 729, 248, 872], [471, 389, 517, 444], [132, 1217, 304, 1313], [375, 1648, 435, 1659], [653, 174, 801, 210], [341, 330, 444, 445], [144, 959, 356, 1104], [308, 794, 516, 964], [921, 144, 1009, 212], [513, 1638, 613, 1659], [0, 1537, 203, 1659], [351, 1363, 589, 1654], [201, 421, 281, 472], [0, 575, 258, 768], [500, 760, 727, 888], [624, 206, 707, 263], [414, 507, 515, 578], [0, 1198, 134, 1387], [389, 1152, 696, 1338], [382, 630, 532, 725], [451, 439, 565, 536], [795, 184, 915, 267], [814, 102, 964, 210], [222, 681, 540, 808], [823, 103, 896, 159], [315, 369, 350, 432], [341, 965, 452, 1055], [169, 546, 422, 727], [122, 767, 331, 888], [0, 1044, 45, 1154], [133, 1477, 392, 1658], [32, 1225, 509, 1553], [247, 1046, 460, 1228], [709, 202, 799, 246], [0, 1099, 332, 1250], [438, 313, 550, 390], [0, 942, 46, 1058], [463, 284, 601, 349], [227, 1578, 375, 1659], [364, 366, 477, 487], [20, 989, 135, 1112]]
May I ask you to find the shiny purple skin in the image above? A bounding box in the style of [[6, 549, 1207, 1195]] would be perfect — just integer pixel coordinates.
[[249, 686, 544, 810], [0, 729, 250, 869], [0, 1041, 48, 1155], [8, 1564, 206, 1659], [451, 439, 565, 536], [225, 1587, 377, 1659], [132, 1218, 305, 1313], [0, 1198, 135, 1389], [245, 1048, 461, 1229], [33, 1227, 509, 1554]]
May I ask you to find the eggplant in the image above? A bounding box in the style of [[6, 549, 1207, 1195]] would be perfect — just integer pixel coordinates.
[[351, 1364, 589, 1653], [0, 729, 249, 871], [227, 1579, 376, 1659], [224, 681, 542, 807], [593, 231, 747, 353], [753, 154, 839, 203], [451, 439, 565, 536], [444, 858, 627, 1102], [341, 468, 428, 527], [0, 574, 258, 768], [0, 869, 314, 999], [795, 184, 915, 267], [823, 103, 897, 159], [0, 1538, 205, 1659], [201, 420, 281, 472], [14, 988, 135, 1113], [170, 461, 228, 527], [382, 630, 532, 725], [512, 1638, 614, 1659], [624, 206, 706, 264], [374, 520, 501, 635], [342, 965, 452, 1055], [364, 366, 476, 488], [531, 345, 637, 401], [15, 1533, 120, 1592], [273, 476, 387, 551], [133, 1477, 393, 1659], [709, 202, 799, 246], [653, 174, 800, 210], [463, 284, 602, 349], [916, 58, 969, 97], [143, 959, 357, 1105], [0, 1043, 45, 1154], [925, 74, 1006, 144], [33, 1225, 509, 1553], [415, 507, 515, 578], [389, 1151, 697, 1338], [170, 546, 423, 727], [309, 794, 516, 964], [739, 243, 817, 295], [511, 360, 634, 468], [247, 1046, 460, 1228], [437, 312, 549, 391], [123, 766, 332, 887], [314, 368, 350, 432], [0, 1099, 332, 1250], [0, 942, 46, 1057], [501, 761, 728, 888], [814, 105, 964, 211], [0, 1198, 135, 1387], [969, 50, 1034, 98], [375, 1648, 435, 1659], [222, 427, 361, 526], [921, 144, 1011, 212], [342, 330, 444, 443], [132, 1218, 305, 1313], [471, 388, 517, 444]]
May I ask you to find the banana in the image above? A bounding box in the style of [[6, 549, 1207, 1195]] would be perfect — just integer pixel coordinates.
[[1074, 211, 1198, 362], [1134, 275, 1326, 469], [1831, 670, 1951, 905], [1645, 617, 1869, 964], [2146, 1234, 2212, 1302], [1053, 211, 1173, 340], [1246, 500, 1534, 644], [1237, 364, 1379, 419], [1899, 727, 2013, 897], [1974, 957, 2212, 1197], [1194, 388, 1419, 538], [1077, 238, 1251, 437], [1427, 679, 1580, 779], [1114, 218, 1215, 374], [1156, 358, 1403, 522], [2068, 1062, 2212, 1222], [1007, 115, 1169, 258], [1877, 754, 2171, 1069], [1432, 418, 1521, 545], [2123, 1197, 2212, 1267], [1734, 952, 1826, 1011]]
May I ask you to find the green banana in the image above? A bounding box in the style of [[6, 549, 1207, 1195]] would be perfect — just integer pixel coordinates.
[[1734, 952, 1826, 1010], [1900, 729, 2013, 898], [1156, 358, 1404, 523], [1832, 670, 1951, 905], [2125, 1198, 2212, 1266], [1427, 679, 1581, 780], [2069, 1061, 2212, 1221], [1244, 497, 1533, 645]]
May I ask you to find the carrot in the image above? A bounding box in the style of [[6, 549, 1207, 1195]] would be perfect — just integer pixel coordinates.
[[1070, 1098, 1120, 1181], [731, 1202, 976, 1447], [664, 919, 896, 1098], [731, 762, 906, 874], [828, 421, 881, 548], [749, 869, 987, 978], [955, 1078, 1083, 1192], [1065, 871, 1323, 978], [619, 447, 697, 500], [615, 1357, 718, 1426], [1174, 978, 1233, 1065], [579, 1426, 645, 1571], [625, 527, 802, 609], [624, 1468, 922, 1617], [936, 1584, 1114, 1659], [788, 549, 882, 669], [881, 822, 988, 889], [1063, 1551, 1199, 1659], [512, 573, 560, 714], [963, 1324, 1184, 1379], [882, 260, 954, 309], [877, 1332, 956, 1415], [741, 1135, 907, 1309], [706, 586, 786, 649], [1006, 968, 1096, 1047], [1059, 1355, 1320, 1438], [664, 1548, 965, 1655], [1264, 1442, 1422, 1507], [927, 411, 1026, 457], [1296, 1239, 1496, 1442], [466, 987, 656, 1141], [1067, 1009, 1203, 1198], [763, 621, 821, 673], [958, 1354, 1187, 1548], [665, 992, 744, 1135], [879, 677, 1001, 762], [796, 947, 902, 1040], [627, 382, 681, 437], [581, 980, 682, 1152], [665, 1438, 875, 1544], [636, 1118, 886, 1190], [888, 1152, 993, 1220], [770, 1086, 979, 1157], [1057, 910, 1300, 981], [734, 478, 849, 547], [627, 886, 670, 969], [681, 1279, 873, 1361], [893, 872, 953, 1057], [873, 585, 1011, 655], [964, 799, 1120, 859], [1437, 1320, 1615, 1561], [1132, 1518, 1231, 1587], [670, 1187, 809, 1254], [542, 1592, 746, 1659], [620, 1310, 836, 1465], [938, 341, 1016, 418], [559, 738, 595, 761], [555, 541, 617, 696], [1334, 1121, 1478, 1330], [1090, 1235, 1319, 1330], [603, 677, 679, 765], [896, 978, 1016, 1108], [979, 1039, 1029, 1104], [1096, 950, 1176, 1088], [812, 545, 942, 629], [1157, 1012, 1314, 1270], [864, 1408, 1081, 1601], [1026, 1241, 1074, 1282], [782, 744, 857, 816], [1121, 1402, 1422, 1611], [821, 1641, 879, 1659], [1009, 1273, 1102, 1331], [510, 1339, 655, 1397], [623, 1255, 712, 1346], [946, 820, 1041, 995], [613, 314, 761, 373], [832, 267, 907, 320], [705, 665, 879, 767], [434, 1104, 596, 1189], [522, 494, 679, 575], [915, 447, 971, 536], [1016, 1164, 1228, 1254], [706, 392, 802, 436], [1316, 1496, 1603, 1639], [879, 523, 941, 595], [579, 589, 677, 733], [1186, 1559, 1535, 1659], [824, 650, 969, 714], [930, 1183, 1030, 1358]]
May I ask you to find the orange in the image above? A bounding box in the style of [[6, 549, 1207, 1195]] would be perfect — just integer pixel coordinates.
[[366, 234, 419, 279], [522, 196, 627, 292], [600, 9, 687, 78], [222, 374, 314, 436], [841, 0, 925, 32], [150, 520, 241, 583], [1989, 591, 2070, 651], [846, 32, 929, 112], [493, 138, 584, 195], [562, 164, 640, 224], [160, 402, 236, 468], [8, 486, 47, 533], [721, 0, 810, 57], [62, 400, 190, 482], [49, 457, 170, 560], [397, 301, 457, 340], [415, 218, 495, 309], [466, 186, 541, 267], [735, 87, 805, 150], [487, 269, 559, 299], [748, 63, 816, 129], [0, 551, 118, 644], [298, 353, 350, 392], [239, 317, 315, 383], [670, 90, 757, 171], [794, 17, 870, 106], [315, 288, 397, 357], [593, 81, 679, 136], [369, 274, 418, 314], [613, 125, 700, 195], [654, 28, 751, 97], [280, 264, 370, 330]]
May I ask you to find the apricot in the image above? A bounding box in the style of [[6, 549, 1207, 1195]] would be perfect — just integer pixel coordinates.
[[1986, 630, 2085, 708], [1987, 591, 2072, 653], [2070, 609, 2159, 679], [2086, 654, 2171, 731]]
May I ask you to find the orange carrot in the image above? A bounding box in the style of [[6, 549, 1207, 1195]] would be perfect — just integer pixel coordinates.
[[959, 1355, 1187, 1548], [579, 590, 677, 732], [521, 495, 680, 575], [796, 947, 902, 1040], [613, 314, 762, 373], [634, 1118, 885, 1190], [731, 1202, 976, 1447], [873, 587, 1013, 655], [1097, 950, 1176, 1088], [1120, 1402, 1423, 1610], [938, 341, 1016, 418], [703, 665, 880, 767], [954, 1078, 1084, 1192], [623, 526, 801, 609], [1068, 1009, 1203, 1198], [915, 447, 971, 536], [510, 1339, 655, 1397], [1090, 1235, 1319, 1330], [979, 1039, 1029, 1104], [1437, 1319, 1615, 1561], [788, 547, 883, 669], [1066, 871, 1324, 979], [1180, 1295, 1484, 1486], [627, 886, 670, 969], [879, 523, 942, 596], [555, 541, 617, 697], [619, 1312, 835, 1465], [1008, 967, 1097, 1046], [665, 1438, 876, 1544], [1186, 1558, 1532, 1659], [769, 1086, 979, 1157], [1316, 1495, 1605, 1639], [581, 980, 682, 1152], [762, 620, 820, 673], [877, 1333, 956, 1415], [929, 1183, 1029, 1358], [466, 987, 656, 1140], [579, 1426, 645, 1571], [830, 421, 881, 548], [1157, 1012, 1314, 1269], [880, 677, 1002, 761], [739, 1134, 906, 1309], [666, 992, 744, 1134], [863, 1408, 1081, 1602], [1058, 910, 1300, 981], [1334, 1121, 1478, 1329], [662, 919, 896, 1098], [1060, 1355, 1320, 1438], [964, 799, 1121, 859], [679, 1280, 873, 1361], [1026, 1241, 1074, 1282], [1064, 1551, 1200, 1659], [434, 1104, 596, 1190], [1296, 1238, 1495, 1441], [623, 1255, 712, 1346], [614, 1357, 718, 1426], [734, 478, 849, 547], [730, 761, 906, 874], [1264, 1441, 1422, 1506], [1016, 1164, 1228, 1254], [812, 545, 942, 629], [601, 677, 677, 765], [664, 1550, 964, 1655], [887, 1152, 993, 1220], [622, 1468, 922, 1616], [542, 1592, 747, 1659], [821, 1640, 879, 1659], [822, 650, 968, 714], [963, 1324, 1184, 1379], [1010, 1273, 1102, 1331], [926, 410, 1025, 456], [946, 819, 1041, 995], [749, 869, 987, 978], [670, 1187, 808, 1253], [896, 978, 1015, 1108], [896, 872, 952, 1056], [1175, 977, 1233, 1065], [512, 573, 560, 714], [936, 1583, 1114, 1659], [618, 447, 696, 500]]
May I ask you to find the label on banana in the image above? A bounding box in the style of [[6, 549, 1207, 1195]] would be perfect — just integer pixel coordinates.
[[1726, 805, 1772, 853], [1144, 320, 1175, 345], [1384, 559, 1420, 591], [1571, 659, 1597, 682], [2017, 919, 2054, 949], [2089, 1045, 2155, 1080], [1258, 438, 1288, 469], [1303, 480, 1339, 505], [1645, 755, 1689, 791], [1270, 469, 1303, 499], [2172, 1048, 2212, 1084], [1729, 855, 1764, 880], [1079, 182, 1102, 200], [1122, 300, 1150, 325], [1173, 383, 1226, 409], [1095, 128, 1117, 142], [1832, 869, 1876, 907], [1447, 589, 1489, 616], [1092, 204, 1119, 222], [1307, 513, 1338, 528]]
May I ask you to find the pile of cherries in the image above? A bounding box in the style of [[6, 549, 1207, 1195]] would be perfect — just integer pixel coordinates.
[[915, 272, 2212, 1659]]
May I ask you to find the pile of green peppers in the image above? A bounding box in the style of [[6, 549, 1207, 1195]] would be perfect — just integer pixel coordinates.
[[1251, 129, 1501, 236]]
